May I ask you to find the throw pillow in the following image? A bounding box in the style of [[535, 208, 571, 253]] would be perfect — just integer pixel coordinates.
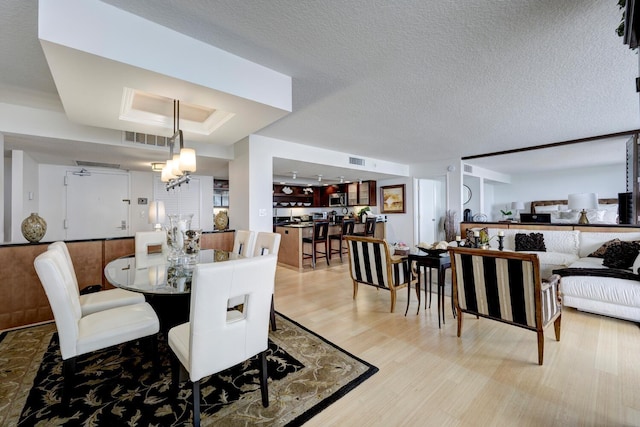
[[602, 241, 640, 269], [588, 239, 621, 258], [465, 227, 488, 247], [514, 233, 546, 252]]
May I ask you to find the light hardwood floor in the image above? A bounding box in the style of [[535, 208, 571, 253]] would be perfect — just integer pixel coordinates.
[[274, 262, 640, 426]]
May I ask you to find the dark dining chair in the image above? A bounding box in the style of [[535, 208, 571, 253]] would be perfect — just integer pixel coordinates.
[[302, 220, 330, 269], [354, 217, 377, 238], [329, 218, 355, 262]]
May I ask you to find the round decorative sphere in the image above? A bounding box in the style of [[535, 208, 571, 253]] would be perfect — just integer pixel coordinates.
[[214, 211, 229, 231], [21, 213, 47, 243]]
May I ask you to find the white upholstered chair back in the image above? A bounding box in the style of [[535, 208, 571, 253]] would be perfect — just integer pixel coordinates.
[[34, 250, 82, 360], [253, 232, 281, 257], [183, 254, 277, 382], [232, 230, 256, 258], [48, 241, 79, 291], [135, 231, 168, 254]]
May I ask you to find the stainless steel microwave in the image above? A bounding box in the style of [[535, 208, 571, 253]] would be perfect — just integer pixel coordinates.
[[328, 193, 346, 207]]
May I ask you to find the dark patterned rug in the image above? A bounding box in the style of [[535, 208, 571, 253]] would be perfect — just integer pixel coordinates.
[[0, 313, 377, 426]]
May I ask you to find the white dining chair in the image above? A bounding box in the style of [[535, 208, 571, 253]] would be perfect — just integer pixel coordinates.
[[253, 232, 281, 330], [48, 241, 145, 316], [34, 250, 160, 406], [232, 230, 256, 258], [135, 230, 168, 254], [168, 254, 278, 427]]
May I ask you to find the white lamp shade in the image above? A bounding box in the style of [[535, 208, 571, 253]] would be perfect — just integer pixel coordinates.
[[179, 148, 197, 173], [171, 154, 183, 176], [511, 201, 525, 210], [568, 193, 598, 211], [148, 201, 166, 225], [162, 160, 177, 182]]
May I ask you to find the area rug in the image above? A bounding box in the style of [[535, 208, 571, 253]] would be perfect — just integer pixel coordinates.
[[0, 313, 378, 426]]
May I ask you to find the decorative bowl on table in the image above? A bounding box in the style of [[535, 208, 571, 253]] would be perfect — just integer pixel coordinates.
[[417, 247, 448, 256], [303, 202, 311, 206], [280, 202, 290, 206], [297, 202, 303, 206], [273, 202, 278, 206]]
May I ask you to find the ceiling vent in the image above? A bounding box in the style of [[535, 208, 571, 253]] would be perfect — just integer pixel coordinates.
[[75, 160, 121, 169], [463, 164, 473, 173], [123, 131, 168, 148], [349, 156, 365, 166]]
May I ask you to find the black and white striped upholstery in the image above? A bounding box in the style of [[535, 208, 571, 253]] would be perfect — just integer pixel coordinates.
[[345, 236, 411, 313], [450, 247, 562, 365]]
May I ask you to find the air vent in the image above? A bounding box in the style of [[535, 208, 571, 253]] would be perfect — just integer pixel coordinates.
[[75, 160, 121, 169], [123, 131, 168, 147], [463, 164, 473, 173], [349, 156, 365, 166]]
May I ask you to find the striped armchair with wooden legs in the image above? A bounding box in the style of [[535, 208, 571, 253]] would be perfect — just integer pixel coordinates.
[[449, 247, 562, 365], [345, 235, 412, 313]]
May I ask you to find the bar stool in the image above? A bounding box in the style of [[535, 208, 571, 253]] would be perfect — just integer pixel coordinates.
[[354, 217, 377, 238], [302, 220, 330, 269], [329, 218, 355, 262]]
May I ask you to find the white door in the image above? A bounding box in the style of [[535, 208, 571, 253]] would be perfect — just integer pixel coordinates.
[[65, 170, 130, 240], [417, 177, 446, 244]]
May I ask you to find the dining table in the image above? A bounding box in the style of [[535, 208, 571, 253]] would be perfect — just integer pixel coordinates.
[[104, 249, 240, 330]]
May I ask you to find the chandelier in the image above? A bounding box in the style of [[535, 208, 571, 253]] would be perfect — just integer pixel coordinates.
[[161, 100, 197, 190]]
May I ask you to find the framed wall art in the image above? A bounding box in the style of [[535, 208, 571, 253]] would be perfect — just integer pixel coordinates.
[[380, 184, 405, 213]]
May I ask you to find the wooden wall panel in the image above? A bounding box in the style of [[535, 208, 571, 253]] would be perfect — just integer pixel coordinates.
[[66, 241, 103, 291], [201, 231, 234, 251], [0, 244, 52, 330]]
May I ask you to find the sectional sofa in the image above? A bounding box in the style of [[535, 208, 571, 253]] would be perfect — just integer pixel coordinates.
[[460, 224, 640, 323]]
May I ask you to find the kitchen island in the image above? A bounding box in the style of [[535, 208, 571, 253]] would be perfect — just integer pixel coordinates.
[[275, 221, 386, 270]]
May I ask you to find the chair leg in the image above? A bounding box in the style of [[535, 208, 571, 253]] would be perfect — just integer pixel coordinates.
[[259, 350, 269, 407], [325, 240, 330, 265], [312, 243, 316, 269], [170, 356, 181, 399], [537, 330, 545, 365], [62, 357, 76, 406], [554, 315, 562, 341], [456, 308, 463, 337], [352, 280, 359, 299], [270, 295, 277, 331], [390, 289, 396, 313], [192, 380, 201, 427]]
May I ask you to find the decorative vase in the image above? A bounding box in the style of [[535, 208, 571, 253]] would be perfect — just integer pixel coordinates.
[[214, 210, 229, 230], [166, 213, 193, 261], [21, 213, 47, 243]]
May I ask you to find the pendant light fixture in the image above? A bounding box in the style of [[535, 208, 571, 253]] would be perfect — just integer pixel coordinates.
[[161, 100, 197, 190]]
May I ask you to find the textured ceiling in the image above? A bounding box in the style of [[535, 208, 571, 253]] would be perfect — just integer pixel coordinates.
[[1, 0, 639, 176]]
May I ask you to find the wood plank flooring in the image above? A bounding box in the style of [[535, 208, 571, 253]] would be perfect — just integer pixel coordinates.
[[273, 262, 640, 426]]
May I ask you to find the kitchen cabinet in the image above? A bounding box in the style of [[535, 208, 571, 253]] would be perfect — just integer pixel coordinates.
[[347, 181, 377, 206]]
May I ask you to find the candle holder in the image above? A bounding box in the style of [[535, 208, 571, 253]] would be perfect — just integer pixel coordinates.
[[498, 235, 504, 251]]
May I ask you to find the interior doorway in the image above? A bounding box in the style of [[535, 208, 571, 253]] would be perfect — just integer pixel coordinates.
[[416, 176, 446, 244]]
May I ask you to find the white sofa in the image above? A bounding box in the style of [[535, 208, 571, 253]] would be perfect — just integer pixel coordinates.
[[475, 227, 640, 323]]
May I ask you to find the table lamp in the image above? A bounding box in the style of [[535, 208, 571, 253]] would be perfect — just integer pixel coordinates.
[[511, 201, 525, 220], [148, 201, 166, 231], [568, 193, 598, 224]]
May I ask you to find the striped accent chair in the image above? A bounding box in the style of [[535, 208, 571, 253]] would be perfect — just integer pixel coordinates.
[[449, 247, 562, 365], [345, 235, 412, 313]]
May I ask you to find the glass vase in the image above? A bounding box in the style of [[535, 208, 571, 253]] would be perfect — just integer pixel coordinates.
[[166, 213, 193, 261]]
